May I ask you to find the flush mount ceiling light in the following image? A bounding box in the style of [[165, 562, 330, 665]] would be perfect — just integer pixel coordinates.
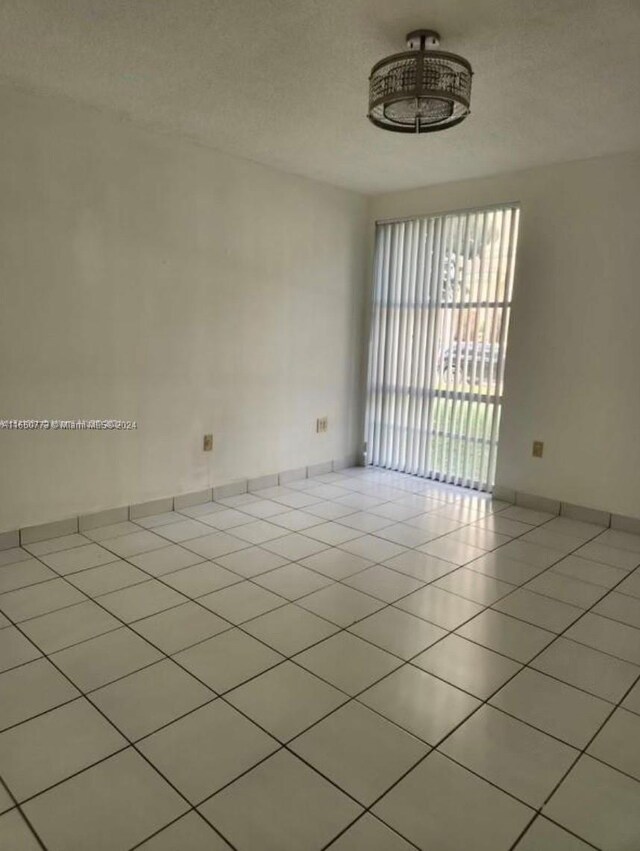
[[368, 30, 473, 134]]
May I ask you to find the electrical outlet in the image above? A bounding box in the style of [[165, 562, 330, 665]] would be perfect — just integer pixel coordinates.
[[203, 434, 213, 452], [316, 417, 328, 434], [532, 440, 544, 458]]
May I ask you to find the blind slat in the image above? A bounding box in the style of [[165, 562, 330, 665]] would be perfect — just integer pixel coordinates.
[[365, 204, 520, 492]]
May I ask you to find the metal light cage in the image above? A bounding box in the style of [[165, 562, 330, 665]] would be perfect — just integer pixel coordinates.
[[368, 30, 472, 134]]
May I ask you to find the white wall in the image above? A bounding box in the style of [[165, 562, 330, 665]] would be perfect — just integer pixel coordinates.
[[370, 152, 640, 519], [0, 85, 368, 531]]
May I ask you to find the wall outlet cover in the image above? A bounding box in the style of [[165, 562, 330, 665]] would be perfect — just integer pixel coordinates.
[[203, 434, 213, 452]]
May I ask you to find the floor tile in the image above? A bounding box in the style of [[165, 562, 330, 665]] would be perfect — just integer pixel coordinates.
[[326, 814, 415, 850], [92, 658, 214, 740], [98, 580, 186, 623], [162, 562, 240, 597], [587, 707, 640, 780], [304, 522, 363, 546], [129, 544, 204, 576], [240, 500, 291, 520], [139, 701, 278, 804], [0, 578, 87, 622], [574, 541, 640, 571], [369, 503, 423, 522], [520, 528, 584, 553], [384, 550, 457, 582], [349, 606, 446, 659], [448, 526, 512, 551], [339, 535, 406, 562], [174, 628, 283, 693], [295, 632, 400, 695], [298, 583, 384, 627], [623, 680, 640, 715], [199, 581, 285, 623], [598, 528, 640, 553], [66, 560, 149, 596], [136, 511, 185, 529], [441, 705, 577, 806], [199, 749, 362, 851], [0, 697, 125, 801], [299, 548, 372, 580], [552, 554, 627, 588], [230, 520, 291, 544], [497, 540, 564, 569], [617, 570, 640, 599], [509, 816, 592, 850], [137, 812, 233, 850], [544, 755, 640, 850], [0, 559, 57, 594], [337, 511, 395, 533], [291, 700, 428, 805], [306, 501, 357, 521], [564, 612, 640, 664], [490, 668, 611, 748], [253, 563, 332, 600], [227, 661, 346, 741], [414, 634, 521, 699], [271, 509, 327, 530], [359, 664, 480, 744], [243, 603, 338, 655], [374, 523, 435, 548], [499, 506, 556, 526], [472, 515, 534, 537], [524, 571, 608, 609], [183, 531, 249, 560], [0, 809, 42, 850], [84, 521, 139, 541], [0, 548, 32, 567], [374, 751, 532, 851], [0, 626, 42, 672], [153, 519, 213, 543], [215, 546, 289, 577], [23, 748, 187, 851], [466, 551, 544, 585], [545, 517, 605, 542], [395, 586, 484, 630], [40, 543, 118, 574], [492, 588, 583, 633], [100, 530, 169, 558], [51, 627, 162, 691], [419, 537, 486, 566], [435, 567, 515, 605], [0, 658, 80, 730], [132, 601, 230, 654], [456, 609, 556, 662], [20, 600, 120, 653], [262, 533, 328, 560], [593, 591, 640, 628], [343, 564, 423, 603], [198, 508, 252, 530], [532, 637, 640, 702]]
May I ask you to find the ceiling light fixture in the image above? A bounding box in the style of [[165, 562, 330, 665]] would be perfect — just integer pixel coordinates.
[[368, 30, 473, 134]]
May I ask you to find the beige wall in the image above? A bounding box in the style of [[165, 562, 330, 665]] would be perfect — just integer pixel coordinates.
[[370, 151, 640, 518], [0, 85, 368, 531]]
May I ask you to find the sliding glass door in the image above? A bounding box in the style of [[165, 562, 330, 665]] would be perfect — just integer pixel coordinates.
[[364, 204, 520, 491]]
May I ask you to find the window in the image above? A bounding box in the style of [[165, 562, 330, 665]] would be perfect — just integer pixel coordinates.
[[364, 204, 520, 491]]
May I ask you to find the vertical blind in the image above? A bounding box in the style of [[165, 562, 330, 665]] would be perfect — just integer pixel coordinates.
[[364, 204, 520, 491]]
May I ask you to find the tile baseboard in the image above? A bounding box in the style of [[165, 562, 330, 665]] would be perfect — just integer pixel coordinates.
[[2, 457, 351, 549]]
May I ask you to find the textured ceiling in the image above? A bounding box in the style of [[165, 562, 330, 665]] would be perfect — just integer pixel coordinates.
[[0, 0, 639, 193]]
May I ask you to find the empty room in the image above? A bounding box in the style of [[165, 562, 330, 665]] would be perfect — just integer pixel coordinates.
[[1, 1, 639, 849]]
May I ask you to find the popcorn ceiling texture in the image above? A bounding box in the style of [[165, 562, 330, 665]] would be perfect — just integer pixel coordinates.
[[0, 0, 638, 193]]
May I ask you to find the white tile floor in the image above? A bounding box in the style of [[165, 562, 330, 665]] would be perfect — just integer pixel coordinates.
[[1, 467, 639, 850]]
